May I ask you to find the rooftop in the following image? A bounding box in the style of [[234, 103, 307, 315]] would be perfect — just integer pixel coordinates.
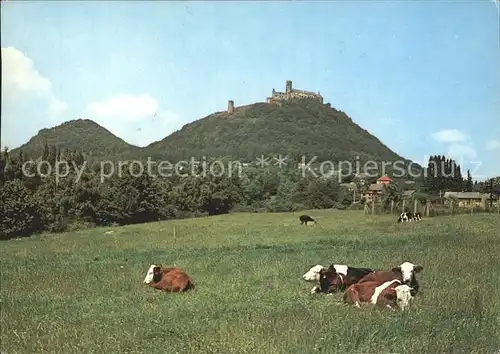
[[444, 192, 492, 199], [367, 183, 385, 192], [402, 190, 416, 197]]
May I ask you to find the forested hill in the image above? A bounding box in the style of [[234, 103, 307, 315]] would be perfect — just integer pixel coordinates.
[[144, 99, 412, 165], [9, 119, 143, 162], [10, 99, 416, 170]]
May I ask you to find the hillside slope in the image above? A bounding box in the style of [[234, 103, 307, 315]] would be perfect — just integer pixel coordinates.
[[10, 119, 142, 161], [145, 99, 411, 165], [10, 100, 416, 171]]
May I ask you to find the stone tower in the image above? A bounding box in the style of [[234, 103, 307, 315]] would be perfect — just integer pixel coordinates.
[[227, 100, 234, 113], [286, 80, 292, 94]]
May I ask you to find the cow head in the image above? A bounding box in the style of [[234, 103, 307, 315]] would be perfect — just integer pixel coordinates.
[[302, 265, 325, 282], [319, 267, 345, 293], [143, 264, 159, 284], [391, 262, 423, 295], [152, 266, 163, 283], [318, 268, 333, 293], [395, 284, 414, 311]]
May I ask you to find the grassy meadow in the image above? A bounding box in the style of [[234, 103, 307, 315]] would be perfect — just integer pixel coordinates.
[[1, 210, 499, 353]]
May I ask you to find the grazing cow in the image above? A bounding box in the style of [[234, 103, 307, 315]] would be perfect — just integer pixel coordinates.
[[143, 264, 194, 293], [357, 261, 423, 296], [318, 264, 374, 293], [302, 264, 373, 294], [343, 279, 414, 311], [299, 215, 316, 225]]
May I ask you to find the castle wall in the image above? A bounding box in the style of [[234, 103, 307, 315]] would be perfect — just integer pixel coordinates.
[[232, 80, 324, 109]]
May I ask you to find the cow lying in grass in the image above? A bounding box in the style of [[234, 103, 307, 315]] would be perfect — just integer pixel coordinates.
[[357, 261, 423, 297], [143, 264, 195, 293], [397, 212, 422, 222], [343, 279, 414, 311], [302, 264, 374, 294], [318, 264, 374, 294]]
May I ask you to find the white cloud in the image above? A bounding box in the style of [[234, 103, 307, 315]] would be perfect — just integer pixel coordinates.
[[2, 46, 68, 116], [85, 94, 185, 147], [431, 129, 469, 143], [86, 94, 158, 122], [485, 139, 499, 151], [1, 46, 68, 149]]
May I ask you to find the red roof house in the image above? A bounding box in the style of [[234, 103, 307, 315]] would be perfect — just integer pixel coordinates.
[[376, 176, 393, 184]]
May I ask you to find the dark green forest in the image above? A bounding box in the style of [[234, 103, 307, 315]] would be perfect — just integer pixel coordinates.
[[2, 142, 497, 240]]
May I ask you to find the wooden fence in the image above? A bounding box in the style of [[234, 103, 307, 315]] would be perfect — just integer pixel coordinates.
[[363, 198, 500, 217]]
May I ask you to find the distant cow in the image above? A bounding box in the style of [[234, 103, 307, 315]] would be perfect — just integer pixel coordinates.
[[343, 279, 414, 311], [412, 212, 422, 221], [318, 264, 374, 293], [398, 211, 422, 222], [397, 212, 412, 222], [357, 261, 423, 296], [143, 264, 194, 293], [299, 215, 316, 225], [302, 264, 373, 294]]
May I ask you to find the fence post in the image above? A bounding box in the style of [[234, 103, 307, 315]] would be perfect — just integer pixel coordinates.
[[371, 200, 375, 215], [426, 200, 431, 217], [402, 200, 406, 213], [391, 200, 394, 214], [413, 199, 418, 215], [173, 224, 176, 247]]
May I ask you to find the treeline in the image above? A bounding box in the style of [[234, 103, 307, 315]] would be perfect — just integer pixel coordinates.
[[423, 155, 500, 198], [2, 145, 497, 240], [425, 155, 464, 193], [0, 144, 356, 240]]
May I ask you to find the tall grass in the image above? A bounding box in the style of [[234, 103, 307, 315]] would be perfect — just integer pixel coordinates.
[[1, 210, 499, 353]]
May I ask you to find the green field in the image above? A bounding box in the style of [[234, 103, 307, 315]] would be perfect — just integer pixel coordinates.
[[1, 210, 499, 353]]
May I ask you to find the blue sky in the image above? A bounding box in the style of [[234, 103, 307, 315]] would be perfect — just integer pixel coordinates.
[[2, 0, 499, 179]]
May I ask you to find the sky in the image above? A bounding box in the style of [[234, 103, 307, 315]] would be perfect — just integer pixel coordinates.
[[1, 0, 499, 180]]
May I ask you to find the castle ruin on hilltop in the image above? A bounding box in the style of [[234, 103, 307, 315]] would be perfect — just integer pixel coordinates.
[[266, 80, 323, 104], [227, 80, 324, 113]]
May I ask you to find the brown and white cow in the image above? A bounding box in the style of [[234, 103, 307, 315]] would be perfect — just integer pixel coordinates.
[[343, 279, 414, 311], [302, 264, 374, 294], [357, 261, 423, 297], [318, 264, 374, 294], [143, 264, 194, 293]]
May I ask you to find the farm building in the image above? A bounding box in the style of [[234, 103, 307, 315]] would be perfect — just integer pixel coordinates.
[[444, 192, 495, 208], [376, 175, 393, 185], [361, 183, 385, 203], [402, 189, 416, 200]]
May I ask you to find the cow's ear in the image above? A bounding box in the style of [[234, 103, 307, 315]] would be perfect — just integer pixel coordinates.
[[328, 264, 336, 272], [392, 267, 402, 273], [414, 265, 423, 273]]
